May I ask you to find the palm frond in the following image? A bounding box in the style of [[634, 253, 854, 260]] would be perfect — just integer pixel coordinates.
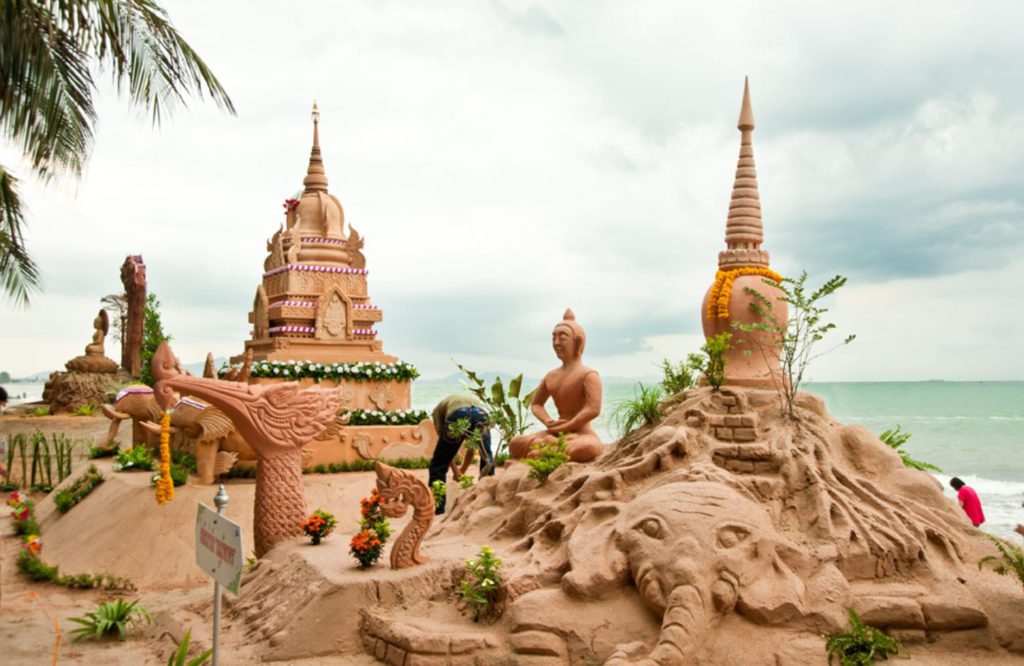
[[0, 164, 41, 306]]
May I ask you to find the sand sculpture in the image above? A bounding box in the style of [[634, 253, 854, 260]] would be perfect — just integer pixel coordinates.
[[231, 105, 437, 466], [43, 308, 128, 412], [701, 78, 788, 388], [152, 342, 344, 555], [374, 461, 433, 569], [120, 254, 147, 377], [509, 309, 604, 463]]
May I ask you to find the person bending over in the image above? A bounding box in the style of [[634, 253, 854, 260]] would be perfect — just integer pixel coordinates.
[[949, 477, 985, 527], [428, 394, 492, 515]]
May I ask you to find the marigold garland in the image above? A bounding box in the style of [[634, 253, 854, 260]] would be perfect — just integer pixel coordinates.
[[706, 266, 783, 320], [155, 411, 174, 505]]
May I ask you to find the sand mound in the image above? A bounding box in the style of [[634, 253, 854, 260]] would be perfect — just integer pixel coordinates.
[[230, 387, 1024, 664]]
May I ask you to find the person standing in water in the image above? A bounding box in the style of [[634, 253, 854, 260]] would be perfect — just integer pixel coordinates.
[[949, 477, 985, 527]]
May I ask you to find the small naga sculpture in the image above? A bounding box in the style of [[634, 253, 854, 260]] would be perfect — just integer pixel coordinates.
[[152, 342, 343, 556], [509, 308, 603, 462], [374, 462, 433, 569]]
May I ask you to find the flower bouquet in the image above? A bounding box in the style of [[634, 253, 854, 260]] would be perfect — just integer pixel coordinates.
[[301, 509, 338, 545], [349, 529, 384, 568]]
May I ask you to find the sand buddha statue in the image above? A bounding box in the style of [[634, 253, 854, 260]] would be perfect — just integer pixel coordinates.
[[509, 309, 604, 463], [65, 309, 118, 373]]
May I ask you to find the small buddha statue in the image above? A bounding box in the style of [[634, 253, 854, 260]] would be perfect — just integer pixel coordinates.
[[66, 309, 117, 373], [509, 309, 603, 463], [85, 309, 108, 356]]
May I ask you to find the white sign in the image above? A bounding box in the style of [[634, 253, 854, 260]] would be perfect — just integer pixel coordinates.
[[195, 503, 243, 594]]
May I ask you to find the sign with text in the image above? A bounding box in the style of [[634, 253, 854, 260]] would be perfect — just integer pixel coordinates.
[[195, 503, 243, 594]]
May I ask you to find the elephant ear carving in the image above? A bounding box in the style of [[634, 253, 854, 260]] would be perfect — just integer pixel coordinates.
[[561, 502, 629, 600], [733, 538, 807, 625]]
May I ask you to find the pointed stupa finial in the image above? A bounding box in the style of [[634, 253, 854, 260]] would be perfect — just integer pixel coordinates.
[[303, 101, 328, 193], [718, 76, 769, 269], [563, 308, 576, 321]]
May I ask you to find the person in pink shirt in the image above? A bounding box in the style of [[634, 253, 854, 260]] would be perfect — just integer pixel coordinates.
[[949, 477, 985, 527]]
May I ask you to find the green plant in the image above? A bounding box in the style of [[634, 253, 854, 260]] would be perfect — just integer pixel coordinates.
[[431, 480, 447, 511], [346, 408, 429, 426], [113, 445, 155, 472], [172, 450, 197, 473], [523, 434, 570, 483], [456, 364, 536, 459], [54, 465, 104, 513], [978, 535, 1024, 588], [68, 599, 152, 641], [246, 359, 419, 382], [447, 416, 486, 454], [18, 548, 59, 581], [139, 293, 172, 386], [52, 434, 75, 480], [878, 425, 941, 473], [167, 628, 213, 666], [152, 463, 189, 486], [349, 528, 384, 568], [301, 508, 338, 545], [72, 403, 100, 416], [659, 357, 700, 395], [611, 383, 664, 435], [27, 406, 50, 417], [691, 332, 732, 390], [89, 445, 118, 459], [825, 608, 902, 665], [459, 474, 476, 490], [12, 498, 40, 536], [736, 271, 854, 420], [458, 546, 504, 622]]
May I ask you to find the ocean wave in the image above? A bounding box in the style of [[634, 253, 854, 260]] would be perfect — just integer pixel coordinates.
[[933, 474, 1024, 497], [838, 415, 1024, 422]]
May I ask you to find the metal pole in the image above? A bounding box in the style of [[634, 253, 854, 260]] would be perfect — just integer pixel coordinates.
[[212, 484, 229, 666]]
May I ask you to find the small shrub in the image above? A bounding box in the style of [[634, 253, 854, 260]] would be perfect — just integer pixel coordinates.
[[431, 480, 447, 511], [221, 464, 257, 479], [825, 608, 902, 665], [349, 529, 384, 568], [0, 481, 18, 492], [878, 425, 941, 473], [113, 445, 155, 472], [699, 332, 732, 390], [387, 457, 430, 470], [172, 450, 198, 473], [660, 357, 700, 395], [18, 548, 59, 582], [152, 464, 189, 487], [301, 508, 338, 545], [8, 492, 40, 536], [359, 488, 392, 543], [68, 598, 152, 641], [167, 628, 212, 666], [72, 403, 100, 416], [523, 434, 570, 483], [54, 465, 104, 513], [458, 546, 504, 622], [459, 474, 476, 489], [17, 546, 134, 590], [611, 383, 663, 435], [494, 453, 509, 467], [978, 535, 1024, 588], [28, 406, 50, 417], [89, 445, 118, 459]]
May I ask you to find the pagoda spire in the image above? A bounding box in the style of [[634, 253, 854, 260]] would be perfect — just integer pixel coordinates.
[[303, 102, 329, 193], [720, 76, 768, 268]]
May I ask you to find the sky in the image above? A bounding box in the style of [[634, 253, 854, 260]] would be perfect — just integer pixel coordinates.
[[1, 1, 1023, 382]]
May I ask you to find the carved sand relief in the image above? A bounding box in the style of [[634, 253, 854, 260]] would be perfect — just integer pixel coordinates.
[[374, 462, 433, 569]]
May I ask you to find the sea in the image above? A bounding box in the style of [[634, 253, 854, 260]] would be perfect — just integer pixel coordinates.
[[5, 379, 1021, 539]]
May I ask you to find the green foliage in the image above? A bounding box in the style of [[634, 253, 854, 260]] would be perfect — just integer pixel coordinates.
[[166, 628, 213, 666], [458, 546, 504, 622], [151, 464, 188, 486], [12, 498, 40, 536], [68, 599, 152, 642], [878, 425, 942, 473], [700, 332, 733, 389], [523, 434, 570, 483], [447, 416, 486, 454], [611, 383, 663, 436], [736, 271, 855, 419], [826, 608, 902, 665], [459, 474, 476, 490], [113, 445, 155, 472], [346, 408, 429, 426], [659, 356, 701, 395], [301, 457, 432, 475], [139, 293, 171, 386], [172, 449, 197, 472], [27, 406, 49, 417], [978, 535, 1024, 588], [456, 364, 535, 459], [17, 551, 133, 590], [72, 403, 99, 416], [222, 464, 258, 478], [5, 431, 74, 487], [431, 480, 447, 511], [89, 445, 118, 459], [54, 465, 104, 513]]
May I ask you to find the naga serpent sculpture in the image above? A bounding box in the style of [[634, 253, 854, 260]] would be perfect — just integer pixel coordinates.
[[152, 342, 344, 556], [374, 462, 433, 569]]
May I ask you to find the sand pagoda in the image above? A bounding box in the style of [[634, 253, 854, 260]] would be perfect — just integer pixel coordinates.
[[235, 106, 436, 465]]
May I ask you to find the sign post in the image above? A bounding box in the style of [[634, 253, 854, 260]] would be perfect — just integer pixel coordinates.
[[195, 485, 242, 666]]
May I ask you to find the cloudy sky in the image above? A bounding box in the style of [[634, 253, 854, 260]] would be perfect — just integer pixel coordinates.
[[2, 1, 1022, 381]]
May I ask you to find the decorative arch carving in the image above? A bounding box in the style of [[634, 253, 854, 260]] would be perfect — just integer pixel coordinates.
[[315, 286, 351, 341]]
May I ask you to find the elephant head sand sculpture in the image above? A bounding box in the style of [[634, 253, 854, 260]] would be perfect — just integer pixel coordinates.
[[562, 481, 815, 664]]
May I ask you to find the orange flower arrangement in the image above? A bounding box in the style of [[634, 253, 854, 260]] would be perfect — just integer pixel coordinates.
[[21, 534, 42, 558], [300, 509, 337, 545], [706, 266, 782, 320], [154, 411, 175, 505], [350, 528, 384, 568]]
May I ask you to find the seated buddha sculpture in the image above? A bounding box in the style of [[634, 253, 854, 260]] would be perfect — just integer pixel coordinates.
[[509, 309, 604, 463], [66, 309, 117, 373]]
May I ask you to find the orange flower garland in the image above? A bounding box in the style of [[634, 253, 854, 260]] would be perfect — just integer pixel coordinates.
[[706, 266, 782, 320], [155, 411, 174, 505]]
